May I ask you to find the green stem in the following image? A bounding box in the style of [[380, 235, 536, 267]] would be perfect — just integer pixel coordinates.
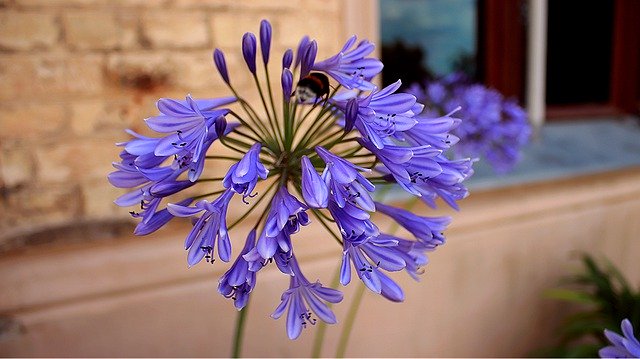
[[335, 283, 366, 358], [231, 301, 250, 358], [311, 263, 343, 358]]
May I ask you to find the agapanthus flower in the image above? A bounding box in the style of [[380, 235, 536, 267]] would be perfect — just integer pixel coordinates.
[[408, 73, 531, 173], [600, 319, 640, 358], [110, 19, 473, 339], [271, 254, 343, 340]]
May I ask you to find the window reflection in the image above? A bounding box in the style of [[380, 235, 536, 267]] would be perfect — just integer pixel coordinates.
[[380, 0, 478, 87]]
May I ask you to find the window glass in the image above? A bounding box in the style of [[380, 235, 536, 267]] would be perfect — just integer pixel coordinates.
[[380, 0, 478, 87]]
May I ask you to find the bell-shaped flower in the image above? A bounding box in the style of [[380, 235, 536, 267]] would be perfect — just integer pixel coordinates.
[[146, 95, 235, 163], [257, 187, 310, 259], [316, 146, 375, 211], [300, 155, 328, 208], [313, 35, 383, 91], [271, 255, 343, 339], [339, 232, 404, 301], [223, 143, 269, 202], [328, 200, 378, 240], [361, 139, 442, 197], [375, 201, 450, 249], [332, 81, 419, 149], [167, 189, 235, 266], [218, 230, 258, 310]]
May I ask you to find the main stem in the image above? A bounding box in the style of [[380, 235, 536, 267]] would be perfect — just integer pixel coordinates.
[[232, 301, 250, 358]]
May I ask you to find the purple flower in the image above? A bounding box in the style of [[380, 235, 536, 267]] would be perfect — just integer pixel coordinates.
[[375, 202, 450, 248], [328, 200, 378, 240], [242, 32, 257, 74], [133, 197, 193, 236], [281, 68, 293, 103], [257, 187, 310, 259], [299, 40, 317, 79], [332, 81, 420, 149], [600, 319, 640, 358], [313, 35, 383, 91], [110, 20, 475, 340], [146, 95, 236, 180], [316, 146, 375, 211], [339, 233, 404, 294], [167, 189, 234, 266], [259, 19, 272, 64], [271, 255, 343, 339], [213, 48, 230, 84], [218, 230, 258, 310], [282, 48, 293, 69], [410, 74, 530, 173], [300, 155, 329, 208], [223, 143, 268, 202]]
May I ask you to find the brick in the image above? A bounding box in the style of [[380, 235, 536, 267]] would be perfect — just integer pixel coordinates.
[[142, 12, 209, 49], [210, 13, 265, 48], [64, 12, 121, 50], [274, 15, 341, 57], [170, 51, 229, 90], [0, 54, 104, 99], [15, 0, 107, 6], [10, 184, 83, 224], [35, 139, 120, 184], [0, 11, 59, 51], [0, 102, 67, 140], [0, 144, 34, 189], [106, 52, 174, 91], [117, 12, 141, 49]]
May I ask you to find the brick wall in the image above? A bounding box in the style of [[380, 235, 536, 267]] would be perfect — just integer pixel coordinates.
[[0, 0, 344, 246]]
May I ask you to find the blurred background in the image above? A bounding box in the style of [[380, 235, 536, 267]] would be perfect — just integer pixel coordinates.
[[1, 0, 639, 357]]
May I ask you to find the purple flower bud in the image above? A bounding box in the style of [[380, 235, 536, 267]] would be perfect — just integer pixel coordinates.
[[214, 116, 227, 138], [259, 19, 272, 64], [281, 68, 293, 102], [242, 32, 257, 74], [213, 48, 230, 84], [301, 155, 329, 208], [294, 36, 310, 69], [300, 40, 317, 78], [344, 98, 358, 133], [282, 49, 293, 69]]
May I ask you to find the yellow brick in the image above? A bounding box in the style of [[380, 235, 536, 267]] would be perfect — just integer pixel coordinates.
[[142, 12, 209, 49], [64, 11, 121, 50], [0, 11, 59, 50], [210, 13, 266, 49], [81, 179, 126, 220], [0, 102, 67, 140], [0, 144, 34, 189], [35, 139, 120, 184]]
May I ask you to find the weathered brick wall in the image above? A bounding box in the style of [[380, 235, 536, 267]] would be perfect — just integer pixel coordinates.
[[0, 0, 344, 245]]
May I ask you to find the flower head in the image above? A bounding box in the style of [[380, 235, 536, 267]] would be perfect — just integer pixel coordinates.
[[110, 19, 472, 339]]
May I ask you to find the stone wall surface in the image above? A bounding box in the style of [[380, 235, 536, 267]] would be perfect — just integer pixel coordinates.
[[0, 0, 344, 246]]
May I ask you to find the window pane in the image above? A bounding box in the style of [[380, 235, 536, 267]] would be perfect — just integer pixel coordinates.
[[380, 0, 478, 87], [546, 0, 614, 105]]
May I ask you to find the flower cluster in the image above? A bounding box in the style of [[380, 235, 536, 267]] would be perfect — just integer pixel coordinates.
[[408, 73, 531, 173], [600, 319, 640, 358], [108, 20, 473, 339]]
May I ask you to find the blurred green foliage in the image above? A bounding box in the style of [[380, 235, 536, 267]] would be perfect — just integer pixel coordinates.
[[534, 254, 640, 357]]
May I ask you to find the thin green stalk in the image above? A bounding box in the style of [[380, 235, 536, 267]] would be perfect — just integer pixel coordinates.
[[231, 301, 250, 358], [311, 263, 343, 358], [228, 179, 279, 230], [252, 74, 283, 149], [335, 282, 366, 358]]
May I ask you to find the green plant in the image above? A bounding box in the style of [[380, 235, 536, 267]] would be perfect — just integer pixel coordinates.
[[535, 254, 640, 357]]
